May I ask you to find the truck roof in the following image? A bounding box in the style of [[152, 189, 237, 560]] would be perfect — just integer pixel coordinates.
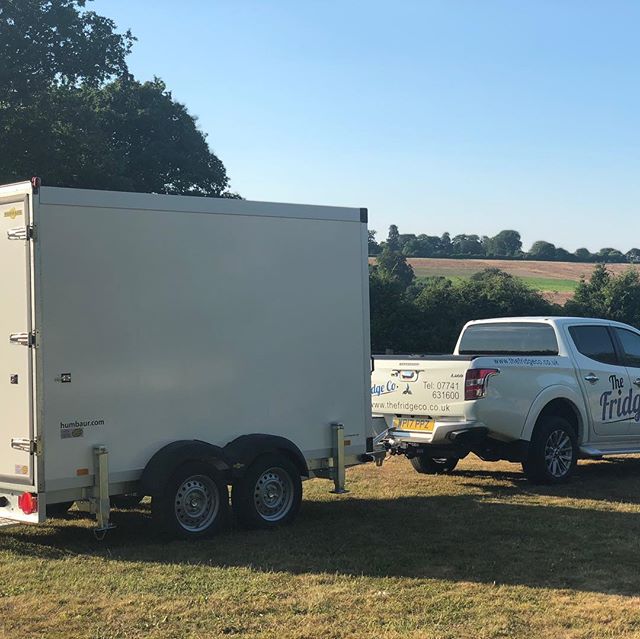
[[464, 316, 636, 330]]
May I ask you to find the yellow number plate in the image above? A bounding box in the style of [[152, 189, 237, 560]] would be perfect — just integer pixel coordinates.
[[392, 418, 435, 432]]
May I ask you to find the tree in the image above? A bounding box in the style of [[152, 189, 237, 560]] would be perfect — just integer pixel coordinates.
[[566, 264, 640, 327], [368, 230, 380, 256], [485, 230, 522, 257], [386, 224, 401, 252], [462, 268, 556, 318], [554, 247, 573, 262], [440, 232, 452, 256], [627, 249, 640, 264], [451, 234, 485, 256], [0, 0, 133, 99], [574, 248, 592, 262], [369, 269, 421, 353], [412, 277, 466, 352], [596, 248, 626, 263], [402, 234, 442, 257], [0, 0, 235, 196], [374, 244, 415, 289], [528, 241, 557, 260]]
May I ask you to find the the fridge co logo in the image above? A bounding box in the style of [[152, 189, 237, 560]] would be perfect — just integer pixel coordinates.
[[3, 207, 22, 219]]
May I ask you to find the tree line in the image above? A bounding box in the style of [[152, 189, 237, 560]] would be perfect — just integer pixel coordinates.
[[8, 3, 639, 359], [369, 225, 640, 264], [370, 240, 640, 354]]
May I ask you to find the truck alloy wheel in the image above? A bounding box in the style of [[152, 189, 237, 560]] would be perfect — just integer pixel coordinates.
[[232, 453, 302, 529], [544, 429, 574, 479], [523, 416, 577, 484], [153, 461, 228, 538], [410, 455, 458, 475]]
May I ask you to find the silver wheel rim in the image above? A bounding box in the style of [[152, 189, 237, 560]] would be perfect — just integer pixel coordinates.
[[253, 467, 294, 522], [174, 474, 220, 532], [544, 429, 573, 478]]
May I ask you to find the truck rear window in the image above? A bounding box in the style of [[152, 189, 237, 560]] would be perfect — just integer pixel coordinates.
[[459, 323, 559, 355]]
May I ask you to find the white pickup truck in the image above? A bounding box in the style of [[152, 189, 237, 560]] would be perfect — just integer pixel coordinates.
[[372, 317, 640, 483]]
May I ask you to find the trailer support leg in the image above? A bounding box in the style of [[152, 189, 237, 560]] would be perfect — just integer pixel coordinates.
[[330, 422, 349, 494], [93, 446, 115, 536]]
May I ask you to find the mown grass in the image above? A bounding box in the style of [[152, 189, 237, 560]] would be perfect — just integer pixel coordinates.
[[3, 455, 640, 638]]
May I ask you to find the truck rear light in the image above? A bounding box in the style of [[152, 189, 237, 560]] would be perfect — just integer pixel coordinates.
[[465, 368, 499, 400], [17, 492, 38, 515]]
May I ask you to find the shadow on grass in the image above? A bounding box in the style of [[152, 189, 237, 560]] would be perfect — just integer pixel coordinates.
[[455, 456, 640, 505], [3, 461, 640, 597]]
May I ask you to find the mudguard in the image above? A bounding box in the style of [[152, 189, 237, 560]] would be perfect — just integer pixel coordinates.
[[223, 434, 309, 478], [520, 385, 588, 442], [140, 440, 230, 497]]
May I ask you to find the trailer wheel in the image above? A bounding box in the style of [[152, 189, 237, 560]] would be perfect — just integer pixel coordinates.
[[410, 455, 458, 475], [522, 416, 577, 484], [153, 461, 228, 539], [232, 453, 302, 529]]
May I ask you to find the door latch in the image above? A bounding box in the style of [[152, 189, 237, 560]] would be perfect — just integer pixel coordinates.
[[9, 332, 35, 347], [7, 226, 34, 241], [10, 438, 38, 454]]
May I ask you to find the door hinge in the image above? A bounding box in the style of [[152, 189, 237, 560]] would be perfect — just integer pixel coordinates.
[[7, 225, 34, 241], [9, 331, 36, 348], [10, 437, 40, 455]]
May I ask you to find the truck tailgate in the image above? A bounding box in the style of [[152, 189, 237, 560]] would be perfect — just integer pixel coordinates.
[[371, 356, 474, 419]]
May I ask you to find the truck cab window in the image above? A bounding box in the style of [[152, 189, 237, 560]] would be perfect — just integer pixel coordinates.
[[459, 322, 558, 355], [569, 326, 618, 365], [615, 328, 640, 367]]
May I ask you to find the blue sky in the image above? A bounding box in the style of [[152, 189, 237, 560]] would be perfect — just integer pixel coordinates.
[[91, 0, 640, 252]]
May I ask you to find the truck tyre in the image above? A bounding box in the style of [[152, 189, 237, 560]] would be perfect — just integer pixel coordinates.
[[153, 461, 228, 539], [232, 453, 302, 529], [522, 416, 577, 484], [410, 455, 458, 475]]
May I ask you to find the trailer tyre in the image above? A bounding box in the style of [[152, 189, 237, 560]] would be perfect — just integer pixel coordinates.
[[522, 416, 577, 484], [232, 453, 302, 529], [153, 461, 228, 539], [410, 455, 458, 475]]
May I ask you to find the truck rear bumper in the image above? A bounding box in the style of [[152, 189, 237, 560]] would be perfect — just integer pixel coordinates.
[[385, 420, 487, 446], [384, 423, 529, 463]]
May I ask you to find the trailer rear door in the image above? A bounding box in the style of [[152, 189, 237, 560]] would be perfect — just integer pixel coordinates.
[[0, 193, 37, 488]]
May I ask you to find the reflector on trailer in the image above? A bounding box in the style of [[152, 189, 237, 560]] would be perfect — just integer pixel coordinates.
[[17, 492, 37, 515]]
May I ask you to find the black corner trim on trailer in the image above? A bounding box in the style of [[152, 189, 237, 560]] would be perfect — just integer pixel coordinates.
[[223, 434, 309, 479], [360, 208, 368, 223], [139, 440, 230, 497]]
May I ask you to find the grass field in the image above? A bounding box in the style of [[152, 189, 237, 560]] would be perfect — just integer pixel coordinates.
[[3, 455, 640, 638], [432, 274, 579, 294], [369, 258, 640, 305]]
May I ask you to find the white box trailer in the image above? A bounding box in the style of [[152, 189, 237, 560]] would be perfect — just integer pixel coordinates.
[[0, 179, 375, 537]]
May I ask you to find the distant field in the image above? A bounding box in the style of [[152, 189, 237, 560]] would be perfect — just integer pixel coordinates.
[[370, 258, 640, 305]]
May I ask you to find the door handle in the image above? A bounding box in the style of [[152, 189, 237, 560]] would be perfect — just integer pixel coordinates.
[[634, 378, 640, 387], [584, 374, 599, 384]]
